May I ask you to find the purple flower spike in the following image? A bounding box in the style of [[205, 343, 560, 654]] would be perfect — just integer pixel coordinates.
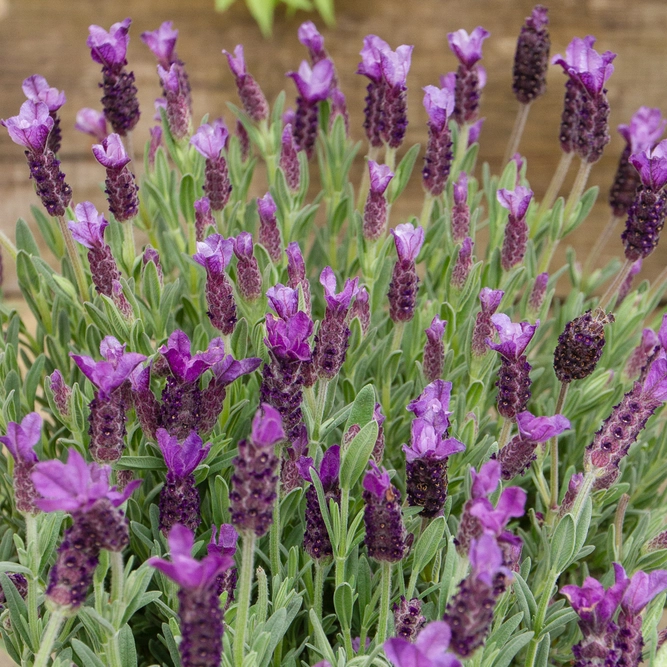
[[141, 21, 179, 68], [191, 123, 228, 161], [423, 85, 455, 134], [471, 460, 501, 498], [22, 75, 66, 112], [208, 523, 239, 605], [320, 267, 359, 312], [194, 196, 214, 242], [404, 419, 466, 463], [280, 124, 300, 192], [448, 27, 490, 68], [2, 100, 54, 152], [498, 186, 533, 271], [87, 18, 131, 67], [223, 45, 269, 123], [407, 380, 453, 437], [388, 224, 424, 322], [157, 64, 191, 140], [528, 272, 549, 314], [452, 237, 474, 289], [497, 186, 533, 220], [363, 161, 394, 241], [488, 314, 538, 360], [625, 328, 659, 379], [423, 315, 447, 383], [48, 370, 72, 419], [92, 133, 131, 169], [452, 172, 470, 242], [517, 411, 570, 441], [286, 242, 311, 311], [298, 22, 326, 62], [257, 193, 283, 263], [512, 6, 550, 105], [233, 232, 262, 301], [92, 134, 139, 221], [158, 429, 210, 479], [629, 141, 667, 191], [266, 284, 299, 321], [75, 108, 108, 142], [471, 288, 504, 357], [159, 331, 224, 384], [384, 621, 463, 667], [619, 107, 667, 155], [552, 36, 615, 98], [350, 285, 371, 334], [422, 85, 455, 196], [68, 201, 108, 249]]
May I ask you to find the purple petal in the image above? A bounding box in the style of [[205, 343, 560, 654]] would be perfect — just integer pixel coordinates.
[[223, 45, 246, 80], [22, 75, 66, 111], [266, 284, 299, 320], [92, 133, 131, 169], [622, 569, 667, 614], [368, 160, 394, 195], [629, 140, 667, 190], [357, 35, 391, 82], [422, 85, 455, 133], [287, 59, 334, 103], [362, 460, 391, 498], [141, 21, 179, 66], [190, 123, 228, 160], [447, 27, 490, 68], [87, 19, 131, 66], [516, 411, 571, 443], [487, 314, 539, 359], [251, 404, 285, 448], [75, 108, 109, 142], [2, 100, 54, 151], [391, 223, 425, 263], [470, 460, 501, 498], [496, 186, 534, 220]]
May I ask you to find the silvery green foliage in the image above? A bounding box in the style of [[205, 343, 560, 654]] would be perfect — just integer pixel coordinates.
[[1, 14, 667, 667]]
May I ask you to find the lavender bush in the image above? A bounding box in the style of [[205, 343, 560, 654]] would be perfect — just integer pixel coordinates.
[[1, 9, 667, 667]]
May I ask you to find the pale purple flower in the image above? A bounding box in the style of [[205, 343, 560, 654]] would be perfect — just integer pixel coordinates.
[[190, 123, 228, 160], [423, 85, 455, 134], [384, 621, 463, 667], [87, 18, 131, 67], [75, 108, 108, 141], [453, 172, 468, 204], [403, 419, 465, 462], [265, 312, 313, 362], [141, 21, 179, 67], [552, 36, 616, 97], [516, 411, 571, 442], [92, 133, 131, 169], [357, 35, 392, 82], [22, 75, 66, 111], [362, 460, 392, 498], [391, 223, 425, 263], [208, 524, 239, 558], [380, 45, 413, 88], [1, 100, 54, 152], [480, 288, 504, 313], [468, 533, 511, 586], [298, 22, 326, 61], [621, 570, 667, 614], [487, 314, 539, 360], [468, 118, 485, 145], [407, 380, 453, 437], [470, 460, 501, 499], [425, 316, 447, 345], [369, 161, 394, 195], [447, 27, 490, 68], [68, 202, 108, 249], [158, 331, 227, 383], [251, 403, 286, 448], [257, 192, 277, 221], [618, 107, 667, 155], [266, 284, 299, 321], [193, 234, 235, 275], [629, 140, 667, 190], [469, 487, 527, 537], [496, 186, 533, 220], [287, 59, 334, 103], [320, 267, 359, 312], [0, 413, 41, 465], [157, 429, 210, 478]]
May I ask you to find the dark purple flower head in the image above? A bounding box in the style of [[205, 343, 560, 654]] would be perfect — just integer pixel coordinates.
[[208, 523, 238, 558], [552, 35, 616, 97], [233, 231, 254, 260], [190, 122, 228, 160], [22, 75, 66, 111], [297, 444, 340, 488], [380, 44, 413, 88], [496, 186, 533, 220], [266, 285, 300, 321], [470, 460, 501, 499], [71, 336, 145, 398], [251, 403, 286, 448], [618, 107, 666, 154], [391, 223, 425, 263], [320, 267, 359, 312], [453, 172, 468, 205], [470, 487, 527, 535], [193, 234, 234, 275], [75, 108, 108, 142], [32, 448, 140, 513], [629, 140, 667, 190], [265, 312, 313, 361], [447, 27, 490, 68], [287, 59, 334, 103], [357, 35, 391, 82], [68, 201, 109, 249], [425, 316, 447, 344], [403, 419, 465, 462], [92, 133, 131, 169], [469, 533, 511, 586], [0, 413, 42, 465], [621, 569, 667, 614], [157, 428, 210, 478], [159, 331, 228, 383], [87, 18, 131, 67], [384, 621, 463, 667], [487, 314, 539, 360], [141, 22, 178, 67], [148, 524, 233, 590], [515, 411, 570, 442], [407, 380, 453, 436], [363, 460, 392, 498], [286, 241, 307, 280], [298, 22, 326, 60], [1, 100, 54, 151], [369, 160, 394, 195], [480, 287, 504, 313], [423, 85, 455, 134]]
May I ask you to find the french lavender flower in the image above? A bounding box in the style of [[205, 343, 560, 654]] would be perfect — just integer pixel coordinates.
[[422, 85, 455, 196], [448, 27, 490, 126], [553, 308, 614, 383], [487, 314, 539, 420], [208, 524, 238, 609], [75, 108, 108, 142], [312, 267, 359, 380], [407, 380, 454, 437], [157, 64, 191, 140], [585, 355, 667, 489], [148, 525, 233, 667], [621, 140, 667, 261], [357, 35, 387, 149], [157, 429, 210, 534], [48, 369, 72, 419], [610, 107, 666, 218], [625, 328, 659, 379], [286, 241, 311, 312], [143, 245, 164, 285], [233, 232, 262, 301], [287, 59, 334, 158], [193, 234, 237, 335], [471, 288, 504, 356], [257, 193, 283, 263], [363, 462, 412, 562], [68, 201, 121, 297], [191, 123, 232, 211], [363, 161, 394, 241], [92, 133, 139, 221], [22, 74, 66, 154], [444, 533, 510, 657], [297, 445, 340, 560], [230, 404, 285, 536], [0, 413, 42, 514], [452, 172, 470, 242], [528, 272, 549, 314], [552, 36, 616, 162], [423, 316, 447, 383], [392, 596, 426, 643], [194, 197, 214, 243], [388, 223, 424, 323], [87, 19, 140, 136], [559, 472, 584, 516], [235, 119, 250, 162], [468, 117, 485, 146], [371, 403, 387, 463], [617, 258, 642, 304], [385, 621, 462, 667], [129, 362, 160, 440], [512, 6, 550, 105], [279, 124, 300, 192], [497, 410, 570, 480], [497, 186, 533, 271], [32, 449, 140, 608], [223, 45, 269, 123], [1, 100, 72, 217], [72, 336, 146, 462], [404, 418, 465, 518], [451, 237, 474, 289]]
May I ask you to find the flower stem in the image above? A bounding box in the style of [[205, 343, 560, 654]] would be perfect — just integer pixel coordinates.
[[599, 258, 632, 310], [614, 493, 630, 561], [420, 194, 435, 228], [233, 532, 256, 667], [56, 214, 88, 300], [376, 562, 392, 645], [335, 487, 350, 589], [571, 472, 596, 522], [453, 123, 470, 175], [549, 382, 569, 511], [110, 551, 124, 627], [563, 159, 593, 223], [270, 496, 281, 584], [33, 608, 65, 667], [313, 561, 324, 619], [536, 151, 573, 221], [25, 514, 40, 648], [385, 146, 397, 172], [315, 379, 329, 438], [121, 221, 136, 272], [583, 213, 620, 277], [503, 103, 531, 165], [497, 418, 512, 450], [524, 569, 559, 667]]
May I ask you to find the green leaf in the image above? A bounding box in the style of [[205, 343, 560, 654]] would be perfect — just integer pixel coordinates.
[[551, 514, 576, 572], [339, 420, 379, 490], [23, 353, 45, 409], [492, 631, 534, 667], [564, 186, 599, 236], [72, 638, 107, 667], [334, 583, 354, 631], [388, 144, 421, 204], [412, 516, 445, 572], [343, 384, 376, 433], [179, 174, 197, 224], [246, 0, 275, 36], [215, 0, 237, 10], [313, 0, 335, 24], [118, 624, 138, 667], [15, 218, 40, 256]]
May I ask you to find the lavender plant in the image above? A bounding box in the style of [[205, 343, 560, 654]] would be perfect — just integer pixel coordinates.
[[2, 10, 667, 667]]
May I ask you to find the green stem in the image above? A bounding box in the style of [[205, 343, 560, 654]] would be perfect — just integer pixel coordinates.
[[563, 160, 593, 223], [453, 124, 470, 174], [108, 634, 124, 667], [549, 383, 569, 510], [583, 213, 620, 277], [524, 570, 559, 667], [376, 562, 392, 645], [571, 472, 596, 522], [121, 221, 136, 273], [315, 380, 329, 438], [385, 147, 396, 171], [391, 321, 405, 354], [233, 532, 256, 667], [270, 496, 281, 584], [614, 494, 630, 561], [536, 152, 573, 221], [420, 195, 435, 228], [497, 418, 512, 450], [56, 215, 88, 300], [110, 551, 124, 628], [33, 608, 65, 667], [313, 561, 324, 619], [335, 487, 350, 589], [25, 514, 40, 648], [0, 230, 17, 261], [256, 566, 269, 625], [503, 103, 532, 165], [599, 258, 632, 310]]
